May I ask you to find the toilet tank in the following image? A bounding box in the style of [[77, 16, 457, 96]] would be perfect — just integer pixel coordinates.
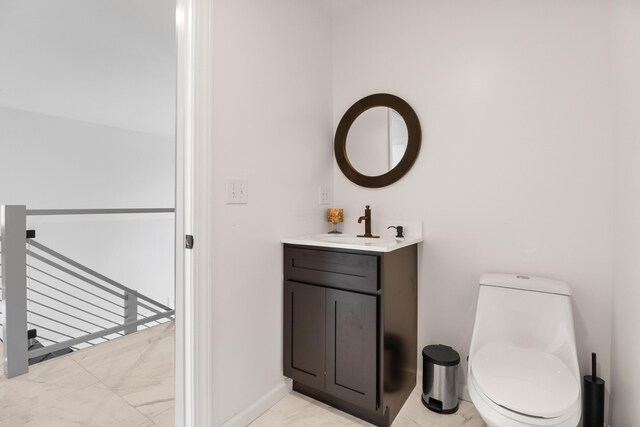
[[469, 273, 579, 379]]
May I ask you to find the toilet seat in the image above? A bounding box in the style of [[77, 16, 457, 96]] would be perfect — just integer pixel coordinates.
[[471, 342, 580, 419]]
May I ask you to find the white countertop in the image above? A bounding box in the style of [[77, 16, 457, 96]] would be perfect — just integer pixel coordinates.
[[281, 233, 423, 253]]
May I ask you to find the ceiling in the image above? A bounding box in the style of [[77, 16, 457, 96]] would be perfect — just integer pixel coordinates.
[[0, 0, 176, 137]]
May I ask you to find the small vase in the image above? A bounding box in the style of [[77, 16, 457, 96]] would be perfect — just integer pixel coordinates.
[[328, 222, 342, 234]]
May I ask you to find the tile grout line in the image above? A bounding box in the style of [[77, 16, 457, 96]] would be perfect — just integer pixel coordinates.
[[3, 323, 173, 426], [4, 359, 106, 425], [69, 347, 163, 426], [148, 404, 175, 426]]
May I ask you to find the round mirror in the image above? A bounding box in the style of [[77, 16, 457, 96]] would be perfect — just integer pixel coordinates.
[[334, 93, 421, 188], [346, 107, 408, 176]]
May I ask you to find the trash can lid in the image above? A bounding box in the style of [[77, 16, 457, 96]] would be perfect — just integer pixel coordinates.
[[423, 344, 460, 366]]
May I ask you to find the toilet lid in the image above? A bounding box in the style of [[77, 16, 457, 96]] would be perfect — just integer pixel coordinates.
[[471, 342, 579, 418]]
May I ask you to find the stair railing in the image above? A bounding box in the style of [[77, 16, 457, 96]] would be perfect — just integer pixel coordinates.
[[1, 205, 175, 378]]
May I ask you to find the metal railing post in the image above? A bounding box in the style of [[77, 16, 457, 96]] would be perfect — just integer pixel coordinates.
[[124, 292, 138, 335], [1, 205, 28, 377]]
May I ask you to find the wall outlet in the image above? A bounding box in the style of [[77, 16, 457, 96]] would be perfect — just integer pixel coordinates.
[[226, 178, 248, 204], [319, 185, 329, 205]]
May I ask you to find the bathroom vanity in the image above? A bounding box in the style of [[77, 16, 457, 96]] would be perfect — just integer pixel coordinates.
[[281, 234, 420, 427]]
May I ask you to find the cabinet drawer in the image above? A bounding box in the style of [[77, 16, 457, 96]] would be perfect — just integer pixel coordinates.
[[284, 246, 379, 293]]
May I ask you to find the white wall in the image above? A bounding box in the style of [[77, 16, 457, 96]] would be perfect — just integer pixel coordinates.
[[0, 0, 176, 323], [610, 0, 640, 424], [332, 0, 614, 404], [0, 0, 176, 137], [0, 107, 175, 316], [209, 1, 333, 425]]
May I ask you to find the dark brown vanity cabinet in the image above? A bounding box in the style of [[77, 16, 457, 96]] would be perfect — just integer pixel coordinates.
[[283, 244, 418, 427]]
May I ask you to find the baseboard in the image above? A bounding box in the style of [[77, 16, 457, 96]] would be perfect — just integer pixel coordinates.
[[220, 378, 292, 427]]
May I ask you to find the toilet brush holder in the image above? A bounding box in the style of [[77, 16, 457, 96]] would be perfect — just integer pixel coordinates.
[[582, 352, 604, 427]]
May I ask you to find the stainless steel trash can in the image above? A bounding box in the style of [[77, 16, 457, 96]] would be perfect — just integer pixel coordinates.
[[422, 344, 460, 414]]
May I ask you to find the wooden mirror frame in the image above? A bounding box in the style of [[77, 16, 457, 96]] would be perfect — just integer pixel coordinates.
[[334, 93, 421, 188]]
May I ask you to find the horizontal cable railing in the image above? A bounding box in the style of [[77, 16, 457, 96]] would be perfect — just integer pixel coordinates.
[[1, 205, 175, 377], [29, 240, 172, 311], [25, 239, 174, 357]]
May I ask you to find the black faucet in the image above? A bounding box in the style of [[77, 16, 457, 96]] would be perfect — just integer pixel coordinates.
[[357, 205, 379, 238]]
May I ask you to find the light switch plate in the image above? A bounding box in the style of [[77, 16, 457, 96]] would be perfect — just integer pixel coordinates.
[[226, 178, 248, 204], [319, 185, 329, 205]]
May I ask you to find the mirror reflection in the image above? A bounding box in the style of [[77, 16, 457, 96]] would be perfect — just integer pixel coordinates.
[[346, 107, 408, 177]]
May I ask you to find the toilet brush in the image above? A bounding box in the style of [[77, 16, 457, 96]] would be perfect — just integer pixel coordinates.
[[582, 352, 605, 426]]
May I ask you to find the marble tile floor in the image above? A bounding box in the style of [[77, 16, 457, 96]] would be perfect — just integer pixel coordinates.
[[2, 323, 484, 427], [0, 321, 174, 427], [251, 387, 486, 427]]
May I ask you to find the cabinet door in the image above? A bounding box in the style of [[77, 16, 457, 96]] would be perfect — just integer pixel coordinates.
[[326, 288, 378, 410], [283, 281, 326, 390]]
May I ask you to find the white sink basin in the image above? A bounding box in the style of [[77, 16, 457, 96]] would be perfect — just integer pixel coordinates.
[[281, 233, 422, 253], [319, 235, 394, 245]]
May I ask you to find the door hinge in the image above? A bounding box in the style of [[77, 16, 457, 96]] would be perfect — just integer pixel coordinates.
[[185, 235, 194, 249]]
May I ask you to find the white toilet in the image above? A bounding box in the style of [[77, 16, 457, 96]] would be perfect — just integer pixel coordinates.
[[468, 273, 581, 427]]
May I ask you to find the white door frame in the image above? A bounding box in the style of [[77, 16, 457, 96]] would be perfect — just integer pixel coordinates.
[[175, 0, 212, 425]]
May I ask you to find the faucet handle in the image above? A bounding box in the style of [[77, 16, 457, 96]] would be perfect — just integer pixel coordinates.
[[387, 225, 404, 238]]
